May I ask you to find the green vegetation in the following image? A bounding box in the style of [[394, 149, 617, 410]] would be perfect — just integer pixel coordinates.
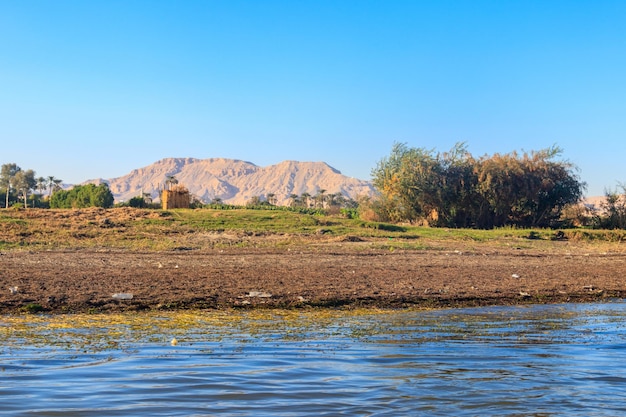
[[2, 306, 622, 352], [20, 303, 44, 314], [1, 163, 37, 208], [1, 163, 63, 209], [0, 309, 393, 351], [1, 207, 625, 253], [370, 142, 584, 229], [3, 143, 626, 232], [595, 185, 626, 229], [50, 183, 114, 208]]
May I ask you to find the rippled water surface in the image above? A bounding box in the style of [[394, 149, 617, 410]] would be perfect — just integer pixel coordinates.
[[2, 302, 626, 416]]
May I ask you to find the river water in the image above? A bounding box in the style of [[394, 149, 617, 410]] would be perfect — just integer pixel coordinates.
[[2, 302, 626, 416]]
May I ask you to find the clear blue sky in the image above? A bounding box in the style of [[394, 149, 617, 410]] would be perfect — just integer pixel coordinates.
[[2, 0, 625, 196]]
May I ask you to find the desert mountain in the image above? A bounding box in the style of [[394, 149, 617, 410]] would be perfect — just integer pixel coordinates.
[[86, 157, 377, 205]]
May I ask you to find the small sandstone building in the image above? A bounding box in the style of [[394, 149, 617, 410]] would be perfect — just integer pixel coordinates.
[[161, 185, 190, 209]]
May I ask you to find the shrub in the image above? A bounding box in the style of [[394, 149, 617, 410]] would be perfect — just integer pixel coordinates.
[[50, 184, 114, 208]]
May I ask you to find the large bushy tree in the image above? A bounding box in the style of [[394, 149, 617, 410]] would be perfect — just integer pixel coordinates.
[[372, 143, 585, 228], [372, 143, 479, 226]]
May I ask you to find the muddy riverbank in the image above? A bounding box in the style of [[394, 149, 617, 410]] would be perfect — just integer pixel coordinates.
[[2, 245, 624, 313]]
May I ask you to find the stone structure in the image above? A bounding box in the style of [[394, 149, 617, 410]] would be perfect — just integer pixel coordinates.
[[161, 185, 190, 209]]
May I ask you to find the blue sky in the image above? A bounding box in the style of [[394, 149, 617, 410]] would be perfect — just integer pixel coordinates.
[[1, 0, 625, 196]]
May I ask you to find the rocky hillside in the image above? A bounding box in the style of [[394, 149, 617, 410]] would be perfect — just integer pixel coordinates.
[[86, 157, 377, 205]]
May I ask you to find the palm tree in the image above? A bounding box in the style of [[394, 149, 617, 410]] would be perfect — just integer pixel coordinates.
[[53, 178, 62, 193], [165, 175, 178, 190], [267, 193, 277, 206], [300, 192, 311, 208], [288, 194, 300, 207], [315, 189, 327, 208], [36, 177, 47, 196], [247, 196, 262, 206], [47, 176, 62, 197], [326, 192, 343, 207]]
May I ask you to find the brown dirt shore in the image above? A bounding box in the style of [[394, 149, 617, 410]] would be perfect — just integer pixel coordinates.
[[1, 243, 625, 314]]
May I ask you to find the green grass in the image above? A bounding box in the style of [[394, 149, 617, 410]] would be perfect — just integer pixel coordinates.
[[171, 209, 322, 232], [1, 207, 625, 251]]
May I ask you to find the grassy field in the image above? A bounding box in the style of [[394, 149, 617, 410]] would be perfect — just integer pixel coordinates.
[[1, 206, 625, 252]]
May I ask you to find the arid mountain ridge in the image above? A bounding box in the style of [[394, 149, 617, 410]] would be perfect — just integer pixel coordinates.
[[86, 157, 377, 205]]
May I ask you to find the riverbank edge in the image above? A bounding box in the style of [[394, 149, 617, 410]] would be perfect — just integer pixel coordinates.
[[3, 244, 625, 315], [6, 291, 624, 316]]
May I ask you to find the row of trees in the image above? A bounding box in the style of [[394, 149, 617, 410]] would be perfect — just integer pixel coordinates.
[[287, 190, 357, 209], [1, 162, 113, 209], [2, 147, 599, 231], [122, 175, 360, 211], [1, 163, 63, 208], [370, 143, 585, 228], [242, 190, 357, 209]]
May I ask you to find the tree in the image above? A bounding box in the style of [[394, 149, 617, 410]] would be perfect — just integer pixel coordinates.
[[166, 175, 178, 190], [475, 147, 584, 228], [598, 185, 626, 229], [518, 147, 584, 227], [127, 191, 153, 208], [47, 176, 62, 197], [246, 196, 262, 206], [314, 189, 327, 208], [371, 143, 440, 223], [300, 192, 311, 208], [326, 192, 337, 207], [266, 193, 277, 206], [128, 196, 147, 208], [1, 163, 21, 208], [13, 169, 36, 208], [91, 184, 115, 208], [288, 194, 300, 207], [474, 153, 522, 228], [372, 142, 585, 228], [50, 183, 114, 208], [36, 177, 47, 196]]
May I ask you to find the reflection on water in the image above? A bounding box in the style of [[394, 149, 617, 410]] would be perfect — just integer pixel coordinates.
[[2, 302, 626, 416]]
